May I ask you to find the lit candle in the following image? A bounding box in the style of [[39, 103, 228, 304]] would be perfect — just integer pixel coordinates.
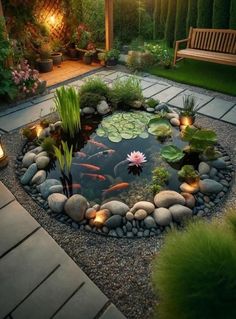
[[35, 125, 43, 138], [0, 143, 4, 159]]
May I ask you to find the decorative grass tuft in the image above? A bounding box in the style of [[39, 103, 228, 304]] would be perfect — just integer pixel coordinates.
[[152, 219, 236, 319]]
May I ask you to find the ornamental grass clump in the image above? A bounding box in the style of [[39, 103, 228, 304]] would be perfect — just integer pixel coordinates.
[[79, 76, 110, 99], [111, 76, 143, 108], [152, 219, 236, 319], [54, 86, 81, 138]]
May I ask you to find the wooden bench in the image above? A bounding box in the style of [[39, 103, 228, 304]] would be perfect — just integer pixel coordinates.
[[174, 28, 236, 66]]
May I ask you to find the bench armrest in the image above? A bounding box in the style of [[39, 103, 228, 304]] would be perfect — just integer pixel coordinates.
[[174, 38, 189, 65]]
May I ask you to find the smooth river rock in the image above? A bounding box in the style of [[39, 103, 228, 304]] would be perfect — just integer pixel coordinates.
[[198, 162, 210, 175], [21, 163, 38, 185], [134, 209, 147, 220], [22, 152, 36, 168], [153, 208, 172, 226], [34, 151, 48, 160], [144, 216, 156, 229], [131, 201, 155, 214], [101, 200, 129, 216], [210, 158, 227, 169], [64, 194, 88, 222], [48, 193, 67, 213], [31, 170, 46, 185], [180, 182, 199, 194], [36, 156, 50, 169], [199, 179, 223, 194], [154, 190, 185, 208], [169, 204, 192, 223], [170, 118, 180, 126], [105, 215, 123, 229], [181, 192, 196, 208], [29, 146, 43, 154], [48, 185, 63, 195], [38, 179, 62, 199], [97, 100, 110, 115]]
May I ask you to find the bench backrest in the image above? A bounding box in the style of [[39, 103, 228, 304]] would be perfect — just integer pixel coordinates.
[[189, 28, 236, 54]]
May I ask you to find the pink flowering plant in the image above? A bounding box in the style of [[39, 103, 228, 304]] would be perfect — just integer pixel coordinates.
[[12, 60, 40, 96], [127, 151, 147, 167]]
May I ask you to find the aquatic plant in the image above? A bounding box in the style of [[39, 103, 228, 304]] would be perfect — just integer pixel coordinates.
[[146, 98, 159, 108], [151, 167, 170, 194], [152, 220, 236, 319], [41, 137, 56, 155], [148, 118, 172, 140], [79, 76, 110, 99], [182, 126, 217, 153], [180, 94, 199, 117], [96, 111, 153, 142], [80, 92, 103, 109], [203, 146, 221, 160], [54, 86, 81, 138], [110, 76, 143, 108], [160, 145, 185, 162], [178, 165, 199, 183], [53, 141, 73, 175], [127, 151, 147, 167]]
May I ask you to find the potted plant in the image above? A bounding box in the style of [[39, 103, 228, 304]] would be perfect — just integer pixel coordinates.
[[67, 31, 78, 59], [83, 51, 93, 65], [106, 49, 120, 66], [179, 95, 198, 126], [37, 43, 53, 73], [51, 40, 63, 66]]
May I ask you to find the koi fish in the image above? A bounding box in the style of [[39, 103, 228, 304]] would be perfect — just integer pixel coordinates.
[[82, 173, 106, 181], [73, 163, 101, 171], [114, 159, 129, 176], [87, 149, 115, 160], [74, 151, 87, 158], [84, 125, 93, 131], [68, 183, 81, 189], [88, 139, 108, 149], [103, 182, 129, 194]]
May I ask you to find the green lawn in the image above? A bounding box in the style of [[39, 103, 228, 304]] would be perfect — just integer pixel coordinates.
[[147, 59, 236, 96]]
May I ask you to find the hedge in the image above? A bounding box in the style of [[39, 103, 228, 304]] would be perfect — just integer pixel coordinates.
[[197, 0, 214, 27], [212, 0, 231, 28], [186, 0, 198, 31], [229, 0, 236, 29], [165, 0, 177, 47], [175, 0, 188, 41]]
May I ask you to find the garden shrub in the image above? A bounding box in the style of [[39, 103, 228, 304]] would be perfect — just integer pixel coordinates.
[[79, 77, 110, 99], [175, 0, 188, 42], [229, 0, 236, 29], [212, 0, 231, 28], [165, 0, 177, 47], [111, 76, 143, 108], [80, 92, 103, 109], [197, 0, 214, 28], [186, 0, 198, 31], [152, 219, 236, 319]]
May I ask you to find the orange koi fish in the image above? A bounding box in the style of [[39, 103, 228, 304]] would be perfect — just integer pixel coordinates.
[[73, 163, 101, 171], [82, 173, 106, 181], [88, 149, 115, 160], [74, 151, 87, 158], [69, 183, 81, 189], [88, 139, 108, 149], [103, 182, 129, 194]]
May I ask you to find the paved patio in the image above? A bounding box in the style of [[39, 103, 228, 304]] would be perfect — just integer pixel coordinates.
[[0, 68, 235, 133], [0, 181, 126, 319]]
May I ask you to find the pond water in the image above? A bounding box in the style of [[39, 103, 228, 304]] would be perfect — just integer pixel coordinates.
[[47, 111, 197, 206]]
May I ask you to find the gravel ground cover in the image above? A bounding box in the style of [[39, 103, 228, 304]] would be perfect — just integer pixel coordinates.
[[0, 114, 235, 319]]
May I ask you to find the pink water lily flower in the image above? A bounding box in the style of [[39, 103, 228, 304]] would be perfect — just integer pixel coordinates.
[[127, 151, 147, 167]]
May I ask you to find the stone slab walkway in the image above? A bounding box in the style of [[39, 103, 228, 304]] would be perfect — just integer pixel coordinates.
[[0, 68, 235, 133], [0, 181, 126, 319]]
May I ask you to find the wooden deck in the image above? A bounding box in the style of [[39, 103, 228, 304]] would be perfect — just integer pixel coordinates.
[[39, 60, 101, 87], [0, 181, 126, 319]]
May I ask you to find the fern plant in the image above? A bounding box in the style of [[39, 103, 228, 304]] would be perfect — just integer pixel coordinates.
[[54, 86, 81, 138]]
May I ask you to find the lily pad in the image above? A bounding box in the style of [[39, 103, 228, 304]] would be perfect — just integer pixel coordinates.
[[148, 118, 172, 137], [108, 133, 122, 143], [160, 145, 185, 162]]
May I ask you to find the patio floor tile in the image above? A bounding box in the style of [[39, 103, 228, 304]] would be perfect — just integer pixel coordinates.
[[152, 86, 185, 103], [168, 90, 213, 109], [221, 105, 236, 124], [0, 182, 15, 209], [198, 98, 235, 119], [142, 83, 170, 98]]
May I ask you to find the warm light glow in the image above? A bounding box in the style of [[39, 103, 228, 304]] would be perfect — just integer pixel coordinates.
[[189, 180, 199, 188], [0, 144, 4, 159], [35, 125, 43, 138], [49, 15, 56, 25], [94, 210, 109, 228], [181, 116, 192, 126]]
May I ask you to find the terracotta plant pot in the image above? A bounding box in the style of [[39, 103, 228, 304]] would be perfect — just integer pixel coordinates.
[[83, 55, 92, 65], [51, 52, 62, 66], [36, 59, 53, 73]]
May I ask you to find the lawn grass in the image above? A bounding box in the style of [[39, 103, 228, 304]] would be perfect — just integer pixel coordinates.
[[147, 59, 236, 96]]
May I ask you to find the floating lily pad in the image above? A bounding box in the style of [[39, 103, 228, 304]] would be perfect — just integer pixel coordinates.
[[160, 145, 185, 162], [139, 132, 149, 139]]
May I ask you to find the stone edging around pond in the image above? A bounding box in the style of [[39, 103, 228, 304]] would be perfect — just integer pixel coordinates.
[[15, 111, 234, 239]]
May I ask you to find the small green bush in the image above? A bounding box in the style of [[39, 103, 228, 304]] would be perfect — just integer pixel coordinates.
[[146, 98, 159, 108], [80, 92, 103, 109], [151, 166, 169, 194], [111, 76, 143, 108], [41, 137, 56, 155], [79, 77, 110, 99], [152, 220, 236, 319]]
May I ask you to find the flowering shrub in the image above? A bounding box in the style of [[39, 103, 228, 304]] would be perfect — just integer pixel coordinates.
[[12, 60, 40, 95], [144, 43, 162, 62]]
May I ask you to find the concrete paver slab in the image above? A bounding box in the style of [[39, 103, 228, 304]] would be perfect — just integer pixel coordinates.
[[221, 105, 236, 124], [143, 83, 170, 98], [198, 98, 235, 119], [0, 181, 15, 209], [168, 90, 213, 109], [152, 86, 185, 103]]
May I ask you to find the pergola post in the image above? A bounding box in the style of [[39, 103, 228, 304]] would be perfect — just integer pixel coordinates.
[[105, 0, 113, 51], [0, 0, 4, 18]]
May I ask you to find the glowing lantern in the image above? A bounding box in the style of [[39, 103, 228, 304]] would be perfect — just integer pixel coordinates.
[[94, 209, 110, 228], [49, 15, 56, 25], [179, 116, 195, 126], [0, 135, 8, 169], [35, 125, 43, 138]]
